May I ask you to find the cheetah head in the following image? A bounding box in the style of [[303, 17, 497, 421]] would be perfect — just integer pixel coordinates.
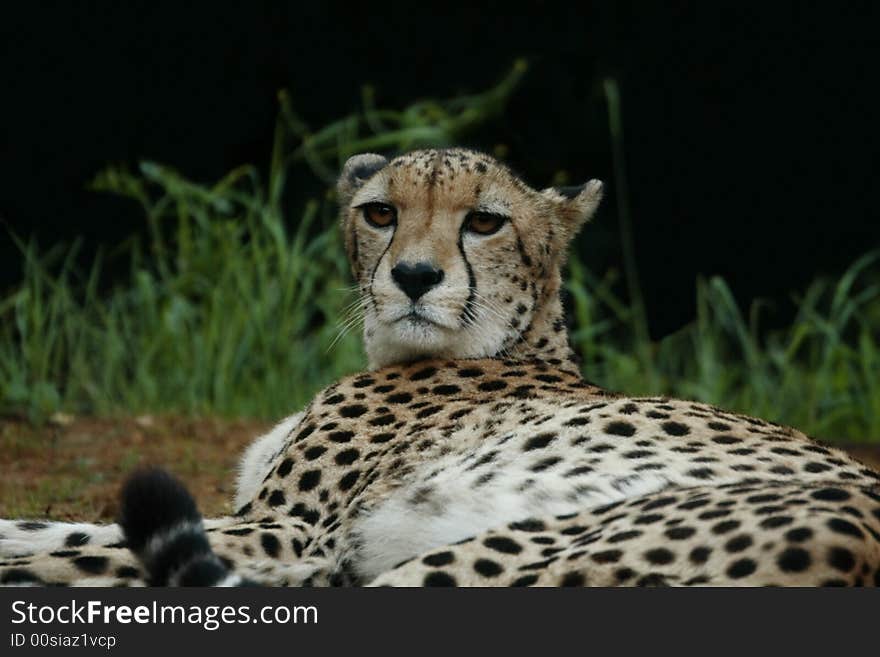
[[337, 148, 602, 368]]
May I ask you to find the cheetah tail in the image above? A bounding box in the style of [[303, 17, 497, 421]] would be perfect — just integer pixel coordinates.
[[119, 468, 255, 586]]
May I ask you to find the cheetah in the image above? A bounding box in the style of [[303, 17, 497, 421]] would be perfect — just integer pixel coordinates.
[[2, 148, 879, 587]]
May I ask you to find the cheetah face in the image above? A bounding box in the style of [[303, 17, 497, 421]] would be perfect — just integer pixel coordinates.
[[337, 149, 602, 368]]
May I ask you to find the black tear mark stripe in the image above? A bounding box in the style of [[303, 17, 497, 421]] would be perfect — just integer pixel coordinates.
[[369, 227, 396, 310], [457, 225, 478, 327]]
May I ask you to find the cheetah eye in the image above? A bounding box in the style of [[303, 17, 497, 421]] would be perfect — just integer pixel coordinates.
[[360, 203, 397, 228], [464, 211, 508, 236]]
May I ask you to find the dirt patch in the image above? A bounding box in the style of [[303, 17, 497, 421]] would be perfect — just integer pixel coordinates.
[[1, 416, 878, 522], [0, 416, 270, 521]]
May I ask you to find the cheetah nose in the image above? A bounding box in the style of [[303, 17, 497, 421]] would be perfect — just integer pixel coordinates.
[[391, 261, 445, 301]]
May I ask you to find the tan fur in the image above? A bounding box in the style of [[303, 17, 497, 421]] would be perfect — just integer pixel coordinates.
[[2, 149, 878, 588]]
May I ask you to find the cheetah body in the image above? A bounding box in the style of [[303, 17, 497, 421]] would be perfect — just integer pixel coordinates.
[[2, 148, 879, 587]]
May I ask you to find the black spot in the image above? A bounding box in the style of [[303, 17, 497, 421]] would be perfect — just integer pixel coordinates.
[[591, 549, 623, 563], [298, 470, 322, 492], [73, 556, 108, 575], [17, 521, 48, 531], [334, 449, 360, 466], [605, 421, 636, 437], [746, 494, 782, 504], [424, 571, 457, 586], [608, 530, 643, 543], [804, 462, 831, 473], [666, 527, 696, 540], [457, 367, 484, 377], [726, 558, 757, 579], [223, 527, 254, 536], [827, 518, 864, 539], [304, 446, 327, 460], [644, 548, 675, 565], [260, 533, 281, 558], [369, 415, 395, 427], [811, 488, 851, 502], [423, 551, 455, 567], [116, 566, 140, 579], [828, 547, 856, 573], [633, 514, 664, 525], [0, 569, 43, 585], [410, 366, 438, 380], [530, 457, 562, 472], [712, 520, 741, 535], [678, 498, 710, 510], [65, 532, 90, 547], [560, 571, 586, 586], [324, 393, 345, 405], [474, 559, 504, 577], [386, 392, 413, 404], [687, 468, 716, 480], [478, 380, 508, 392], [725, 534, 753, 553], [777, 547, 811, 572], [339, 470, 360, 492], [339, 405, 368, 418], [690, 547, 712, 564], [432, 384, 461, 395], [643, 496, 678, 511], [759, 516, 794, 529], [509, 519, 545, 532], [294, 424, 316, 442], [276, 458, 294, 477], [662, 421, 690, 436], [267, 490, 286, 507], [511, 574, 539, 587], [484, 536, 523, 554], [784, 527, 813, 542], [329, 430, 356, 442], [523, 433, 556, 451], [636, 573, 670, 587]]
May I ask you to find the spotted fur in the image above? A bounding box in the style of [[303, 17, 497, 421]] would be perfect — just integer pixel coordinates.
[[2, 149, 879, 587]]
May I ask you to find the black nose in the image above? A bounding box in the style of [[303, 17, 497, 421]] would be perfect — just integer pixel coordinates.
[[391, 261, 445, 301]]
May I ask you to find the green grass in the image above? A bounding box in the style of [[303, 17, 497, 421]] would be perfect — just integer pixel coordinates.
[[1, 61, 878, 442]]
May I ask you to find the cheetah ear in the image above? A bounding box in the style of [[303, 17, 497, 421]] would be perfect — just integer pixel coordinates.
[[541, 179, 604, 239], [337, 153, 389, 207]]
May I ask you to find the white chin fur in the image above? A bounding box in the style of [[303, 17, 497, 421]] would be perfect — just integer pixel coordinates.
[[365, 314, 508, 369]]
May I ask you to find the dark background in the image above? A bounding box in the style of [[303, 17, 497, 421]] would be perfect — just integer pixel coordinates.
[[2, 2, 878, 337]]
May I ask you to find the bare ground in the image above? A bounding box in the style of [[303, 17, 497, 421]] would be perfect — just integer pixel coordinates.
[[1, 416, 878, 522], [0, 416, 270, 521]]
